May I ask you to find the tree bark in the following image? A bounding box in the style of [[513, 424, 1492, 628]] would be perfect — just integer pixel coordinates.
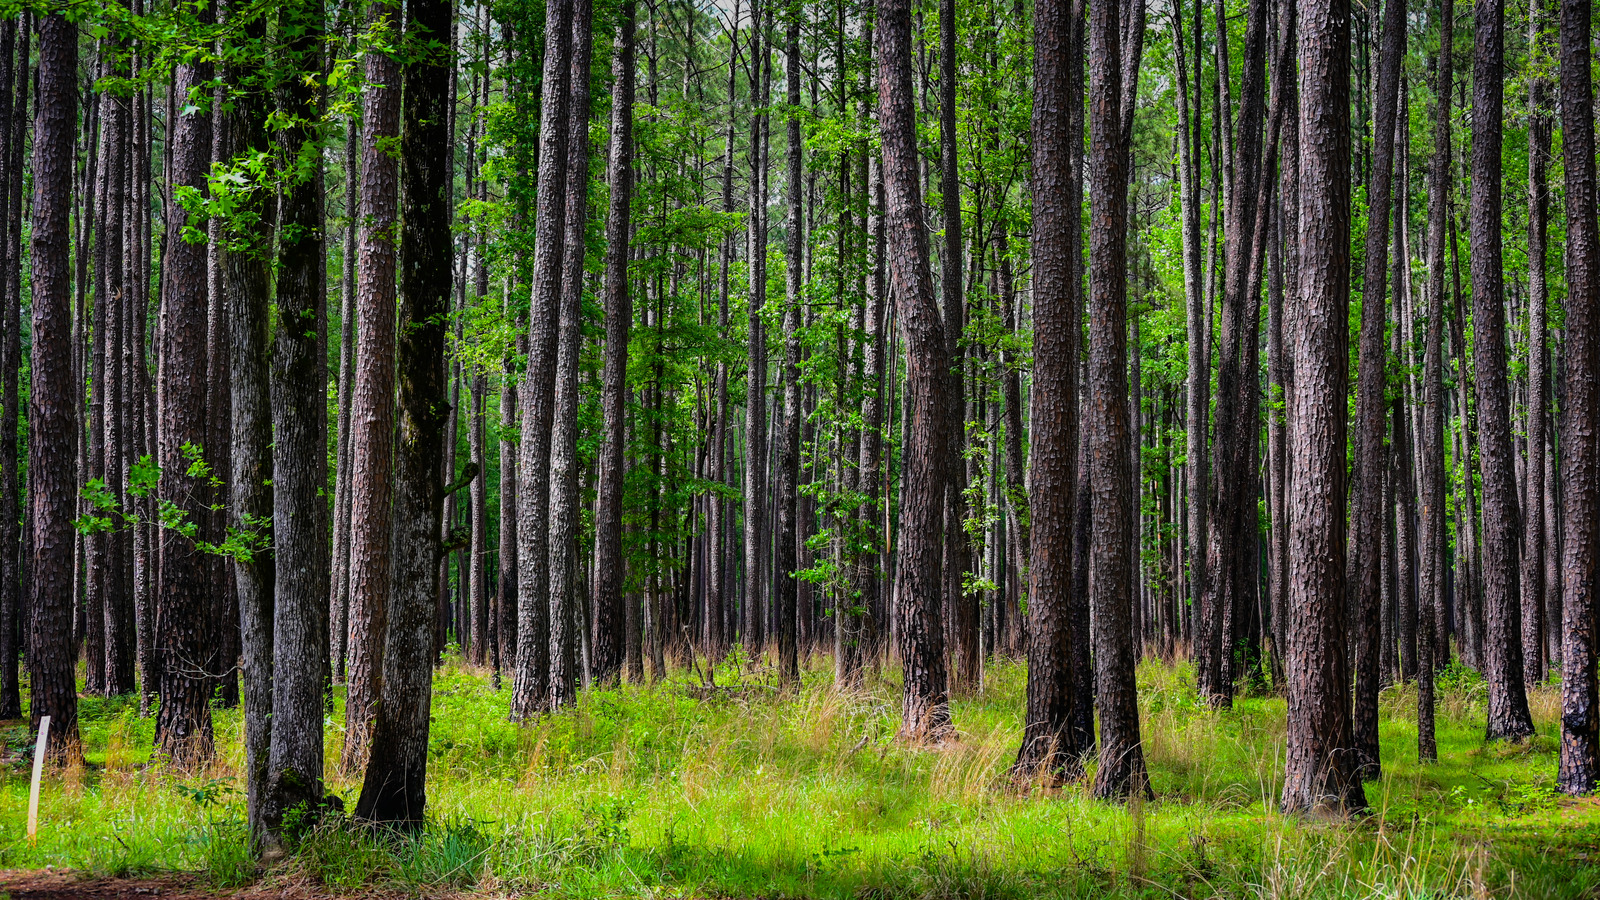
[[356, 0, 453, 823], [593, 0, 635, 684], [28, 11, 81, 762], [1557, 0, 1600, 796], [342, 0, 402, 773], [1281, 0, 1365, 814], [1524, 0, 1552, 689], [877, 0, 952, 742], [1351, 0, 1405, 779], [1468, 0, 1536, 742]]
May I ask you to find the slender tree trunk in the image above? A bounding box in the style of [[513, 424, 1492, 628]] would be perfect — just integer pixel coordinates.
[[878, 0, 952, 742], [0, 18, 22, 721], [1524, 0, 1552, 688], [1351, 0, 1405, 778], [743, 3, 769, 662], [549, 0, 593, 708], [356, 0, 453, 823], [593, 0, 635, 684]]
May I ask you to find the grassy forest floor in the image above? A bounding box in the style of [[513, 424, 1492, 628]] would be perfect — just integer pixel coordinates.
[[0, 655, 1592, 899]]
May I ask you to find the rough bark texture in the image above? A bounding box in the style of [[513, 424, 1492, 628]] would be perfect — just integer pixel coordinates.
[[265, 0, 328, 830], [1087, 0, 1148, 801], [155, 30, 217, 768], [0, 19, 22, 721], [1523, 0, 1551, 689], [1013, 0, 1083, 781], [1281, 0, 1365, 815], [513, 0, 571, 717], [355, 0, 453, 823], [1557, 0, 1600, 796], [593, 0, 635, 685], [225, 0, 277, 840], [877, 0, 952, 742], [1470, 0, 1536, 743], [549, 0, 593, 709], [27, 12, 81, 762], [1351, 0, 1405, 779], [343, 0, 402, 773]]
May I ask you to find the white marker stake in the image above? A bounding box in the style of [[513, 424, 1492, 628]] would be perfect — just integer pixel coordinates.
[[27, 715, 49, 843]]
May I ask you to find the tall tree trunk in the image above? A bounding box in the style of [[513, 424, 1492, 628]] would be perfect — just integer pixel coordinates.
[[1013, 0, 1084, 780], [549, 0, 593, 708], [0, 18, 22, 721], [264, 0, 328, 830], [1557, 0, 1600, 796], [593, 0, 635, 684], [342, 0, 402, 773], [1086, 0, 1147, 800], [28, 11, 80, 762], [1351, 0, 1405, 778], [1470, 0, 1536, 742], [1281, 0, 1366, 814], [513, 0, 572, 717], [743, 2, 769, 662], [1524, 0, 1552, 688], [355, 0, 453, 823], [877, 0, 952, 742], [775, 5, 802, 687], [155, 12, 216, 767]]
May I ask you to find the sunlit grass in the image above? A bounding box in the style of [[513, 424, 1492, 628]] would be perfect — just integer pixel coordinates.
[[0, 651, 1594, 898]]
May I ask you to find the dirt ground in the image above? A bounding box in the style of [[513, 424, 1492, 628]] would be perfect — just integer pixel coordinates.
[[0, 871, 404, 900]]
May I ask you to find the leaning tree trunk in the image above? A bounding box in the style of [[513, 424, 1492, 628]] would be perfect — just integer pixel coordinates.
[[1470, 0, 1536, 743], [1557, 0, 1600, 796], [355, 0, 453, 824], [27, 11, 81, 762], [877, 0, 952, 743], [155, 22, 216, 768], [1281, 0, 1366, 815]]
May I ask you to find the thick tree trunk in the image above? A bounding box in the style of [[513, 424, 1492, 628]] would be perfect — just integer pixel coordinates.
[[1469, 0, 1536, 742], [355, 0, 453, 823], [1557, 0, 1600, 796], [0, 19, 21, 721], [593, 0, 635, 685], [342, 0, 402, 773], [1281, 0, 1365, 815], [877, 0, 952, 742]]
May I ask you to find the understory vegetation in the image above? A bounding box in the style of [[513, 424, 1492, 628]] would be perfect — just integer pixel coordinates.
[[0, 657, 1593, 899]]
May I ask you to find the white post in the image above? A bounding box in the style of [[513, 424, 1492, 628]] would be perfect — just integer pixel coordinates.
[[27, 715, 49, 843]]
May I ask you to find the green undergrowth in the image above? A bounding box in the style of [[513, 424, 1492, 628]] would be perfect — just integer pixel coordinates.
[[0, 653, 1594, 899]]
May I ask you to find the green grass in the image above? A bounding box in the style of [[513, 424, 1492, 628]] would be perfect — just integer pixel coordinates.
[[0, 652, 1594, 898]]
